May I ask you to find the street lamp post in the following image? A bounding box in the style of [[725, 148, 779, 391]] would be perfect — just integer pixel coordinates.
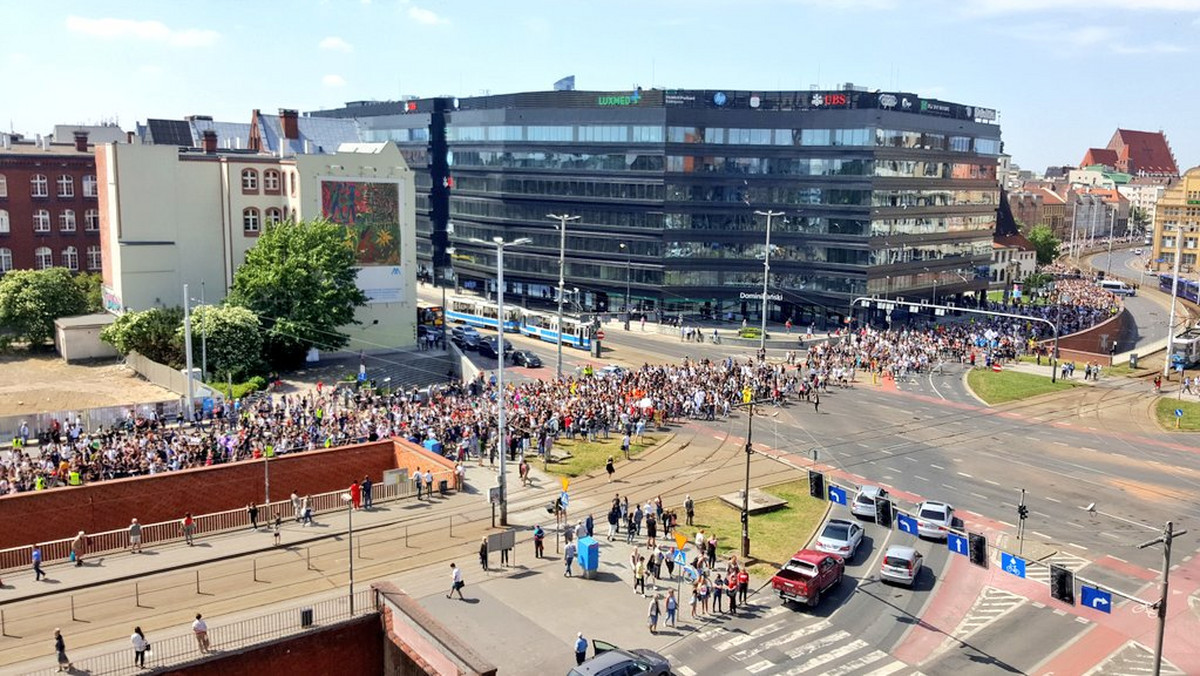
[[470, 236, 531, 526], [546, 214, 579, 381], [341, 493, 354, 614], [754, 210, 784, 353], [620, 242, 632, 330]]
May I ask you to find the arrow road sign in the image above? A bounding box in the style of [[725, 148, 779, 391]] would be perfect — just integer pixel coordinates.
[[947, 532, 968, 556], [1176, 409, 1185, 418], [1080, 585, 1112, 613], [897, 513, 919, 536], [828, 485, 847, 505], [1001, 552, 1027, 578]]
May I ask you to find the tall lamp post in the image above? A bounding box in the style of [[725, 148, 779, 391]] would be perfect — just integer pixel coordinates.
[[753, 210, 784, 353], [546, 213, 579, 380], [340, 493, 354, 614], [470, 236, 531, 526], [619, 242, 632, 330]]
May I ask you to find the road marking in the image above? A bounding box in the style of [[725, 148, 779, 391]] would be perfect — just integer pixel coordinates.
[[1045, 496, 1062, 503], [985, 479, 1000, 486], [784, 638, 867, 673], [676, 667, 696, 676], [1102, 532, 1121, 540], [1025, 436, 1039, 441], [942, 483, 955, 490], [1032, 530, 1051, 539], [930, 464, 946, 470], [1067, 542, 1089, 550], [880, 448, 894, 455], [914, 475, 929, 482], [971, 492, 988, 499], [745, 660, 774, 674], [953, 458, 963, 463], [731, 620, 832, 662], [823, 651, 890, 676], [1054, 441, 1069, 446], [863, 663, 909, 676], [905, 457, 919, 463], [957, 472, 973, 478]]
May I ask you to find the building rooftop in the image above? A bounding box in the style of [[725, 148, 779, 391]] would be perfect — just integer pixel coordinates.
[[52, 124, 126, 145], [1111, 128, 1179, 177], [252, 110, 360, 155], [1081, 148, 1119, 168], [0, 140, 95, 157]]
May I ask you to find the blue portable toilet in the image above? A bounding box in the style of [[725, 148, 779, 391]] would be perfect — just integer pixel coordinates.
[[577, 536, 600, 578]]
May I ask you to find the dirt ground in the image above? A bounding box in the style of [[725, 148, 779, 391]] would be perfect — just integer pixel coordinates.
[[0, 354, 175, 416]]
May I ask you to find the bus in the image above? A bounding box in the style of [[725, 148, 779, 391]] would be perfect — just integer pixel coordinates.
[[518, 309, 593, 350], [417, 301, 444, 328], [1158, 275, 1200, 304]]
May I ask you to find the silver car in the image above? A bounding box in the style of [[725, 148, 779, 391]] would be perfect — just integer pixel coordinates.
[[569, 641, 671, 676], [880, 545, 924, 587], [915, 501, 954, 540], [815, 518, 864, 559], [851, 485, 887, 519]]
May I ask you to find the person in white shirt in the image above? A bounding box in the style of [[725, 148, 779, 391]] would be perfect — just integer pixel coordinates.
[[447, 563, 465, 600], [130, 627, 149, 668], [191, 614, 209, 652]]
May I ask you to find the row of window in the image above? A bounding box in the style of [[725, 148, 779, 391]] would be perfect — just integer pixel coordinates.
[[241, 207, 286, 233], [240, 168, 294, 195], [449, 125, 665, 144], [0, 245, 101, 273], [448, 199, 665, 231], [0, 174, 98, 199], [0, 208, 100, 234], [663, 241, 871, 265], [450, 150, 665, 173], [454, 176, 664, 202], [362, 127, 430, 144], [664, 213, 871, 235]]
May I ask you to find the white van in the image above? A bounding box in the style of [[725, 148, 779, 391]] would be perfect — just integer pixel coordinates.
[[1099, 279, 1136, 297]]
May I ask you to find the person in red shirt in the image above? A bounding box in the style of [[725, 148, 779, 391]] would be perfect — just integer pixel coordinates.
[[737, 568, 750, 604], [350, 480, 362, 509]]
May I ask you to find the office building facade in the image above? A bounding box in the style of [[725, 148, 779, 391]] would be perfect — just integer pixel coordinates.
[[313, 88, 1002, 324]]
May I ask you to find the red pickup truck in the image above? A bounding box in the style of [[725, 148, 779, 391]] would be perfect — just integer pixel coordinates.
[[771, 549, 845, 607]]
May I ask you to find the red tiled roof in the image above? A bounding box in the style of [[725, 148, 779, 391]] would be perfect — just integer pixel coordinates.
[[1111, 129, 1179, 176], [1032, 187, 1066, 204], [1081, 148, 1118, 167]]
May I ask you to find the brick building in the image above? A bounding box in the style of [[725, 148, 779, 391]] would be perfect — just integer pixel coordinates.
[[0, 132, 101, 273], [1081, 128, 1179, 178]]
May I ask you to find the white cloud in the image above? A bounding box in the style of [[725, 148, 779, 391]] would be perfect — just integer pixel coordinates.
[[65, 15, 219, 47], [1112, 41, 1189, 53], [1007, 23, 1115, 47], [318, 36, 353, 52], [962, 0, 1200, 13], [322, 74, 347, 87], [408, 6, 449, 25]]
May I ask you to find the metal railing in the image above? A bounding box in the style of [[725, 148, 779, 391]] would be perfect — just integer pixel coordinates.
[[0, 468, 456, 573], [25, 589, 377, 676]]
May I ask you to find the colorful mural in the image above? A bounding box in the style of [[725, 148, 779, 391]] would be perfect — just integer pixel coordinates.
[[320, 180, 401, 265]]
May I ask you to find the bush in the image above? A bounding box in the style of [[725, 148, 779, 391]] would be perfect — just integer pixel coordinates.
[[209, 378, 264, 400], [738, 327, 768, 339], [101, 307, 185, 367]]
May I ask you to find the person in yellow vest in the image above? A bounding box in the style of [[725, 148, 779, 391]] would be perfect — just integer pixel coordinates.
[[35, 475, 46, 491], [68, 471, 82, 486]]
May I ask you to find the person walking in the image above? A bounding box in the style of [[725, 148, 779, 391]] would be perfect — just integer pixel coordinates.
[[32, 545, 45, 581], [685, 495, 694, 526], [634, 556, 647, 596], [424, 469, 434, 498], [447, 562, 465, 600], [606, 505, 619, 541], [128, 518, 143, 553], [533, 525, 545, 559], [272, 510, 282, 546], [70, 531, 86, 566], [647, 594, 661, 634], [605, 456, 615, 483], [564, 540, 577, 577], [191, 613, 210, 653], [574, 632, 588, 665], [414, 468, 423, 500], [665, 589, 678, 627], [479, 537, 489, 571], [181, 513, 196, 546], [301, 496, 313, 526], [291, 490, 302, 521], [54, 628, 72, 672], [130, 626, 149, 669], [362, 475, 373, 509], [247, 503, 259, 531]]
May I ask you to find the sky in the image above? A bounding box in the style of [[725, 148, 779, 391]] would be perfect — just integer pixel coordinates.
[[3, 0, 1199, 174]]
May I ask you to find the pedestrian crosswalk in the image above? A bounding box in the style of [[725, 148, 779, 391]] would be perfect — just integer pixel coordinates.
[[950, 586, 1027, 641], [1085, 640, 1185, 676], [1025, 551, 1091, 584], [664, 613, 924, 676]]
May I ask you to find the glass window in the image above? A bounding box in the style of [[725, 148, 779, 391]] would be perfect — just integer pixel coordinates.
[[800, 129, 830, 146], [631, 126, 663, 143], [527, 126, 574, 142], [85, 208, 100, 231], [263, 169, 281, 192], [34, 246, 52, 269], [773, 129, 793, 146], [59, 209, 76, 232], [449, 126, 486, 141], [0, 248, 10, 272], [241, 169, 259, 191], [949, 136, 972, 152], [57, 175, 74, 198], [86, 245, 101, 270], [703, 128, 724, 144], [667, 126, 702, 143], [486, 126, 523, 141], [265, 207, 282, 225], [82, 175, 98, 197], [33, 209, 50, 232], [243, 208, 260, 233], [31, 174, 48, 197], [578, 126, 629, 143], [61, 246, 78, 270], [0, 174, 7, 197], [0, 209, 7, 233], [975, 138, 1001, 155]]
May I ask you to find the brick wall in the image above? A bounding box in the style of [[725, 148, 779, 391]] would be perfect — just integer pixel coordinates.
[[0, 440, 399, 549], [163, 615, 383, 676], [1040, 308, 1133, 365]]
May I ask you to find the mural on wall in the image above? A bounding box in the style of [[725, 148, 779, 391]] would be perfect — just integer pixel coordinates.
[[320, 180, 401, 265]]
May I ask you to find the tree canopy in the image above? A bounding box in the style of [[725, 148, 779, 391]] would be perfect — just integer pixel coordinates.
[[100, 307, 185, 366], [0, 268, 90, 346], [1028, 225, 1061, 266], [228, 218, 367, 369], [183, 304, 263, 381]]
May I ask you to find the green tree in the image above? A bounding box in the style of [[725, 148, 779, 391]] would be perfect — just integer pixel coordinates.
[[100, 307, 185, 366], [74, 272, 104, 314], [184, 304, 264, 381], [0, 268, 90, 346], [1130, 206, 1150, 237], [228, 219, 367, 369], [1028, 224, 1061, 265]]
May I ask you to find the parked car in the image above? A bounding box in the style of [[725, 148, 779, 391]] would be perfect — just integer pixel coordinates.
[[568, 640, 671, 676], [451, 326, 481, 350], [513, 350, 542, 367], [915, 500, 955, 540], [478, 336, 512, 359], [815, 518, 864, 560], [880, 545, 924, 587], [851, 485, 888, 519], [770, 549, 844, 608]]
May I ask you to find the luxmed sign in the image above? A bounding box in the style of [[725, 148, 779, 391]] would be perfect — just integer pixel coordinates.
[[597, 90, 642, 106]]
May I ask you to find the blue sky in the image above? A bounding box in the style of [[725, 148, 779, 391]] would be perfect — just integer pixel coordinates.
[[3, 0, 1197, 173]]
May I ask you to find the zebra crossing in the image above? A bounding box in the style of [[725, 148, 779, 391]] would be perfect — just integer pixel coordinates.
[[664, 611, 923, 676], [950, 586, 1027, 641], [1085, 640, 1185, 676], [1025, 551, 1091, 584]]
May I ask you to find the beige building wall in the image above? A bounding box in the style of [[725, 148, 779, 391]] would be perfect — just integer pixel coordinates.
[[1151, 167, 1200, 273]]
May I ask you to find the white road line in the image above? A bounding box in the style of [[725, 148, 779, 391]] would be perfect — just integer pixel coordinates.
[[780, 630, 852, 662], [1045, 496, 1062, 503], [957, 472, 973, 478], [905, 457, 919, 463], [1025, 436, 1039, 441], [971, 492, 988, 499], [930, 464, 946, 470], [1054, 441, 1069, 446], [880, 448, 894, 455], [1032, 530, 1051, 539], [942, 483, 955, 490], [985, 479, 1000, 486], [914, 475, 929, 482], [823, 651, 890, 676], [784, 639, 869, 674], [1110, 555, 1128, 563], [746, 660, 774, 674], [863, 663, 909, 676], [1102, 532, 1121, 540], [749, 619, 789, 638], [1067, 542, 1089, 550], [676, 667, 696, 676]]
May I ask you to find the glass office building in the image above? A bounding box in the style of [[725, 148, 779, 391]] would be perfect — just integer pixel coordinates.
[[311, 88, 1002, 325]]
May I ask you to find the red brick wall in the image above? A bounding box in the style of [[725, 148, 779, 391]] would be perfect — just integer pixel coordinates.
[[163, 615, 383, 676], [1039, 308, 1132, 365], [0, 440, 399, 549], [0, 147, 100, 271]]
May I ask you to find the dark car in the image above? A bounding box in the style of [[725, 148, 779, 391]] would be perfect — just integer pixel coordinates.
[[478, 336, 513, 359], [451, 326, 481, 350], [513, 350, 542, 367], [568, 641, 671, 676]]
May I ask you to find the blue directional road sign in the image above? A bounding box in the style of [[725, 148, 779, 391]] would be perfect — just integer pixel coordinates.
[[947, 532, 969, 556], [1001, 552, 1026, 578], [828, 485, 847, 505], [559, 492, 569, 509], [673, 549, 688, 566], [897, 513, 919, 536], [1176, 409, 1185, 418], [1080, 585, 1112, 613]]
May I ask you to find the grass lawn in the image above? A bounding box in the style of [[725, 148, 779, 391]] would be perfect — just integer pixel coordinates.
[[691, 479, 829, 580], [1155, 398, 1200, 431], [967, 368, 1079, 405], [545, 433, 663, 478]]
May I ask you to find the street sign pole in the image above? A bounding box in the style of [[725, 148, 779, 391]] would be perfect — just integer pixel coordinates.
[[742, 399, 754, 559], [1139, 520, 1187, 676], [1017, 488, 1027, 556]]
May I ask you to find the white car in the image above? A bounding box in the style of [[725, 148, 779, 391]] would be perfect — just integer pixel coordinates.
[[851, 485, 888, 519], [596, 364, 626, 379], [915, 501, 955, 540], [880, 545, 924, 587], [1134, 248, 1144, 255], [815, 518, 864, 559]]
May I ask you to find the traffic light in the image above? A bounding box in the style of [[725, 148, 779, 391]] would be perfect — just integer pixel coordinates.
[[1049, 564, 1076, 605], [875, 497, 893, 528], [968, 532, 988, 568], [1018, 504, 1029, 520], [808, 470, 825, 499]]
